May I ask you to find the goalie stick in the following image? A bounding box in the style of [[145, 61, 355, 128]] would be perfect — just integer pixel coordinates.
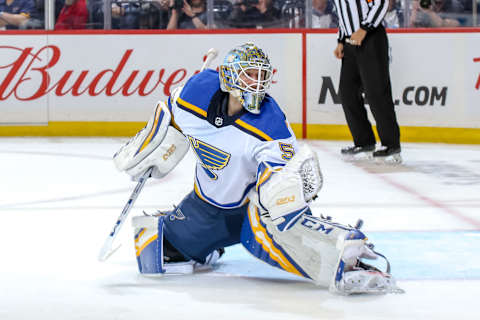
[[98, 166, 153, 261], [98, 48, 218, 262]]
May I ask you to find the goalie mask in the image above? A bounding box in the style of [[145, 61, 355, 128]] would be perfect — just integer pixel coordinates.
[[219, 42, 273, 114]]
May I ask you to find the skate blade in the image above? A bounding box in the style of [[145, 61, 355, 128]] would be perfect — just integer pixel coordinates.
[[342, 152, 374, 162], [374, 153, 402, 165], [333, 270, 406, 295]]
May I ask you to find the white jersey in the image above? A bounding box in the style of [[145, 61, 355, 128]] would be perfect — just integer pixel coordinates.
[[166, 70, 298, 209]]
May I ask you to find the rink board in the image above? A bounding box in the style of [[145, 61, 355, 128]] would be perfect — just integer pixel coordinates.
[[0, 30, 479, 143]]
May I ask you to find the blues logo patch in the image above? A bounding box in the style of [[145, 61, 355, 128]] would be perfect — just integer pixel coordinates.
[[188, 136, 231, 180]]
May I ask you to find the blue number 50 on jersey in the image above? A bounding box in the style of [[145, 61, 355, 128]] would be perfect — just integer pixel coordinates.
[[188, 136, 231, 180]]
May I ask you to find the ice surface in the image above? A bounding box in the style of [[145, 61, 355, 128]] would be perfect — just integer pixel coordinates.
[[1, 138, 479, 320]]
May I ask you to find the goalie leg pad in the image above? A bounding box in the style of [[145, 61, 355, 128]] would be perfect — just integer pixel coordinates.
[[132, 213, 225, 275], [132, 215, 195, 275], [241, 198, 401, 294], [133, 215, 166, 274], [241, 197, 354, 285], [240, 202, 312, 279]]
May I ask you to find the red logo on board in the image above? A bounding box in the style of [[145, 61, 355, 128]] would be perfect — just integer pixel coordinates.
[[0, 45, 191, 101], [474, 57, 480, 90]]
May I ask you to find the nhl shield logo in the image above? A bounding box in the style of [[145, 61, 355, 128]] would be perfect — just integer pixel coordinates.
[[215, 117, 223, 127]]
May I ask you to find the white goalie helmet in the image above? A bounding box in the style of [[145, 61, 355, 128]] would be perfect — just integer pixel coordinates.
[[219, 42, 274, 114]]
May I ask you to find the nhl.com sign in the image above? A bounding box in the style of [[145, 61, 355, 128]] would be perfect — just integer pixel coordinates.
[[317, 76, 449, 107], [0, 45, 195, 101]]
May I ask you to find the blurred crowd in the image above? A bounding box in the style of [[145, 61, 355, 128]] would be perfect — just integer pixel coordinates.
[[0, 0, 478, 30]]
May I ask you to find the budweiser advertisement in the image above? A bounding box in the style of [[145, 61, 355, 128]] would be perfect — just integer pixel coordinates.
[[0, 34, 302, 125], [1, 32, 479, 132]]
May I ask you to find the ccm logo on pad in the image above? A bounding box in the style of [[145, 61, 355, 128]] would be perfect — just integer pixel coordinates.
[[162, 144, 176, 160], [276, 196, 295, 205]]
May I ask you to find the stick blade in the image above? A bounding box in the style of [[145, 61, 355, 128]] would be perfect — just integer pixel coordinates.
[[98, 237, 121, 262]]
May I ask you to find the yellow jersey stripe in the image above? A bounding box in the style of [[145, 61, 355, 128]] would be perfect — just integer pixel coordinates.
[[194, 182, 208, 203], [256, 167, 272, 191], [234, 119, 273, 141], [170, 114, 182, 132], [177, 97, 207, 118]]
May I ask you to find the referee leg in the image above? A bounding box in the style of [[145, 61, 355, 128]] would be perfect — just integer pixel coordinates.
[[339, 44, 376, 147], [357, 27, 400, 149]]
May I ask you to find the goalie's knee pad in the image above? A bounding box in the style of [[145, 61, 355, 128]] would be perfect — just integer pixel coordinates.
[[132, 215, 224, 275], [132, 215, 166, 274], [132, 215, 194, 275]]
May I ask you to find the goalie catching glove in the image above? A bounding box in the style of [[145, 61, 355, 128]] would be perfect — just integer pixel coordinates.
[[113, 102, 189, 181], [258, 144, 323, 231]]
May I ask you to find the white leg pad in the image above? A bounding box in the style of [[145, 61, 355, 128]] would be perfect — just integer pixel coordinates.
[[242, 198, 356, 287], [242, 195, 402, 294]]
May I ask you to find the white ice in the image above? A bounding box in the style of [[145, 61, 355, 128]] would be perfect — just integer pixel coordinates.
[[1, 138, 479, 320]]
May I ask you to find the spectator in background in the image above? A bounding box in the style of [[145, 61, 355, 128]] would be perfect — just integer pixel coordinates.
[[55, 0, 88, 29], [15, 0, 64, 29], [461, 0, 479, 26], [112, 0, 142, 29], [87, 0, 171, 29], [383, 0, 403, 28], [167, 0, 207, 29], [311, 0, 337, 28], [0, 0, 35, 29], [87, 0, 104, 28], [152, 0, 170, 28], [410, 0, 464, 27], [227, 0, 281, 29]]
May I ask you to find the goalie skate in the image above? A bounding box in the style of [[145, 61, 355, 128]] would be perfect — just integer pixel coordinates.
[[154, 248, 224, 275], [336, 267, 405, 295], [333, 241, 405, 295]]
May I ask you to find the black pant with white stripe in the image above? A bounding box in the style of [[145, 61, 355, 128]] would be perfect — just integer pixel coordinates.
[[339, 26, 400, 149]]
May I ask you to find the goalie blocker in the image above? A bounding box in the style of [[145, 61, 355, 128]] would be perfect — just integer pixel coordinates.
[[113, 100, 189, 181]]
